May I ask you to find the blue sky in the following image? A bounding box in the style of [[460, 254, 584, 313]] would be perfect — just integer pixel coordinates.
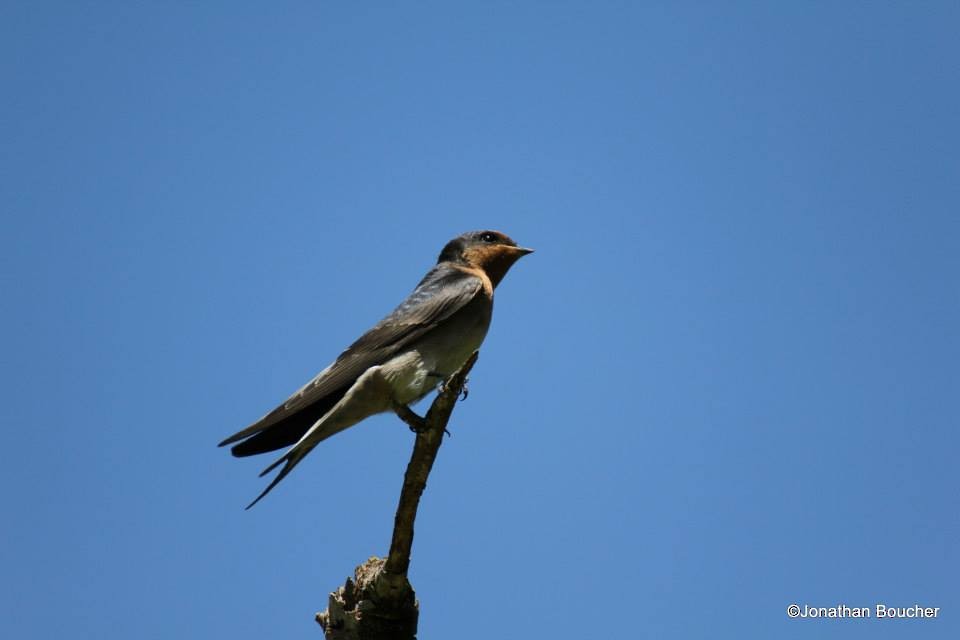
[[2, 2, 957, 638]]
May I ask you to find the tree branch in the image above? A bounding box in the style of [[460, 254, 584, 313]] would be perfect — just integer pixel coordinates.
[[316, 352, 479, 639]]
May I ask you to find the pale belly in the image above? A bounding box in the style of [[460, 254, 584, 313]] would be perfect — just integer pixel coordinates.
[[380, 301, 491, 405]]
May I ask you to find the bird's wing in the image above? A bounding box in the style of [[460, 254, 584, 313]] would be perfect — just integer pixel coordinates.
[[218, 264, 483, 448], [346, 264, 485, 354]]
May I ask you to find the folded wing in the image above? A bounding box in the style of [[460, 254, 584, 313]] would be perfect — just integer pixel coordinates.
[[218, 264, 483, 459]]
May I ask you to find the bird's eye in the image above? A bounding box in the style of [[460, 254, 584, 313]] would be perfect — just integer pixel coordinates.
[[480, 232, 497, 243]]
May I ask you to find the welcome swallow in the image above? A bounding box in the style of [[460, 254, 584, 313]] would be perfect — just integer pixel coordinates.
[[219, 230, 533, 508]]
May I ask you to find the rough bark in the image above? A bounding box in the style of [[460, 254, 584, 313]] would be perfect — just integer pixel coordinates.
[[316, 352, 479, 640]]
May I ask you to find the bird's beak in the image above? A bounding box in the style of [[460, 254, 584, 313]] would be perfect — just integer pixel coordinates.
[[514, 246, 534, 256]]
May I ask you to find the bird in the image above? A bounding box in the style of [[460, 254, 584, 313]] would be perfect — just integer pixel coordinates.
[[219, 230, 533, 508]]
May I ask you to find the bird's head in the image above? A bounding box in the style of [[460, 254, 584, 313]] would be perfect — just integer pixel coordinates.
[[438, 230, 534, 287]]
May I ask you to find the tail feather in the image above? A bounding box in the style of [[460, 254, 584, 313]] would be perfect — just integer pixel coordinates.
[[244, 449, 306, 510], [235, 365, 391, 508], [244, 425, 327, 510], [244, 400, 361, 508], [229, 417, 314, 457], [218, 386, 348, 457]]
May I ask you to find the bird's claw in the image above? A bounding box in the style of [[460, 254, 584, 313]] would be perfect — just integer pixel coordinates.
[[437, 375, 469, 402]]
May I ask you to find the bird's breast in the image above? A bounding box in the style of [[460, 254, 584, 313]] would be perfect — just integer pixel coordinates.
[[381, 295, 492, 405]]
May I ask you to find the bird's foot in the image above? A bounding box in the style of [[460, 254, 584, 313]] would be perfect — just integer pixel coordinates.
[[393, 402, 428, 434], [434, 373, 469, 402]]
